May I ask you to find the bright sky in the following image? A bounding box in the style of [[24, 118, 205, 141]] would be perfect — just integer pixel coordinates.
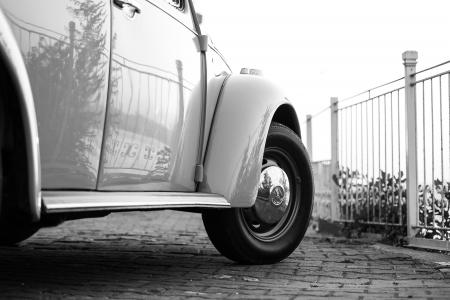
[[195, 0, 450, 160]]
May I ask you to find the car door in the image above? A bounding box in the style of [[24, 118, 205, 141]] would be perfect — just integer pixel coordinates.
[[0, 0, 111, 189], [98, 0, 202, 191]]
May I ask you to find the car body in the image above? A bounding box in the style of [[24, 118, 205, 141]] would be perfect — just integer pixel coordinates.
[[0, 0, 312, 264]]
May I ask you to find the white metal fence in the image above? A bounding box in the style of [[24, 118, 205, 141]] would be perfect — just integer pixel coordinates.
[[308, 51, 450, 250]]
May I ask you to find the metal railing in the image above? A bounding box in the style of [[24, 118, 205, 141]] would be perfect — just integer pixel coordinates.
[[410, 58, 450, 249], [337, 85, 406, 227], [307, 51, 450, 250]]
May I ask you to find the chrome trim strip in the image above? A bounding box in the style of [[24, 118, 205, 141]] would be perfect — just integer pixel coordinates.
[[42, 191, 230, 213]]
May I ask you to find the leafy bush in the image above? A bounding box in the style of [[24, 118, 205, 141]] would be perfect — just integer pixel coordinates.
[[417, 179, 450, 240], [333, 168, 406, 223], [333, 167, 450, 241]]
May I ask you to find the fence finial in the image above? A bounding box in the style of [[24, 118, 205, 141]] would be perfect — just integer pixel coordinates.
[[402, 51, 418, 66]]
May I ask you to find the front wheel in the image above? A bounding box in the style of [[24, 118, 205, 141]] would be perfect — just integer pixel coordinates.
[[202, 123, 314, 264]]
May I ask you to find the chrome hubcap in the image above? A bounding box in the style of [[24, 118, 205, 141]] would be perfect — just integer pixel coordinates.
[[254, 166, 290, 225], [241, 144, 302, 242], [242, 146, 301, 242]]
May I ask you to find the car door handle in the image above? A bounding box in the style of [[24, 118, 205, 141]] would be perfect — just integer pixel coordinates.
[[113, 0, 141, 16]]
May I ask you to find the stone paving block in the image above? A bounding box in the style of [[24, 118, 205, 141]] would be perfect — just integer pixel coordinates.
[[317, 277, 371, 285], [1, 210, 450, 299]]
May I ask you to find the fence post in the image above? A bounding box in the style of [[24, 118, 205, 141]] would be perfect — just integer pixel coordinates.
[[306, 114, 313, 160], [330, 97, 339, 221], [403, 50, 418, 239]]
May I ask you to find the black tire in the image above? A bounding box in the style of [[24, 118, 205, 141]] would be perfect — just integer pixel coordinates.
[[0, 157, 38, 246], [202, 123, 314, 264], [0, 107, 37, 246], [0, 220, 38, 246]]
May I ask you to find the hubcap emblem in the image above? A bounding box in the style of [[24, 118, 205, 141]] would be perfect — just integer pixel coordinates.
[[270, 186, 285, 206]]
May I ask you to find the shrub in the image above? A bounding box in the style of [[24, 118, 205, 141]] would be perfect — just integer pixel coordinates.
[[332, 168, 450, 242]]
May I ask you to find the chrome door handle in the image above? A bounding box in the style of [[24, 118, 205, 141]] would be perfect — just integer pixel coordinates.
[[113, 0, 141, 16]]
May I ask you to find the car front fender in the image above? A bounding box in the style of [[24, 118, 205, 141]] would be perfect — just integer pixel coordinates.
[[0, 9, 41, 221], [200, 74, 298, 207]]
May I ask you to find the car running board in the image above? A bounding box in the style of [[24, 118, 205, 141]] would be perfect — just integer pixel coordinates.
[[42, 191, 230, 214]]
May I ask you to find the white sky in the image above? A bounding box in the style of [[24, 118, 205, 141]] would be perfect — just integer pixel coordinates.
[[195, 0, 450, 160]]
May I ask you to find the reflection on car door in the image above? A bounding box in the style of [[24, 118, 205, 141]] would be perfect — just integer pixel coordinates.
[[98, 0, 201, 191], [0, 0, 111, 189]]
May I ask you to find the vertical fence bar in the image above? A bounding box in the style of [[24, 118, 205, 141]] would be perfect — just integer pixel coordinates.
[[361, 103, 364, 221], [306, 114, 313, 160], [356, 104, 359, 215], [366, 101, 370, 222], [391, 92, 395, 224], [330, 97, 340, 221], [345, 108, 349, 221], [372, 98, 375, 221], [403, 50, 418, 239], [350, 106, 353, 220], [384, 94, 387, 223], [378, 96, 382, 222], [339, 108, 343, 219], [398, 91, 403, 225], [422, 82, 427, 227], [439, 76, 444, 229], [431, 79, 435, 228]]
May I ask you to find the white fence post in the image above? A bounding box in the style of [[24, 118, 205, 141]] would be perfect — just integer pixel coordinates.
[[403, 50, 418, 239], [306, 114, 313, 160], [330, 97, 339, 221]]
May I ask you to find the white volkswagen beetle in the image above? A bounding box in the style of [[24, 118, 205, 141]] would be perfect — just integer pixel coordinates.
[[0, 0, 313, 264]]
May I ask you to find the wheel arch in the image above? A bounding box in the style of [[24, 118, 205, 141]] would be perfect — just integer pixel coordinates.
[[271, 103, 301, 139], [200, 74, 300, 207], [0, 9, 41, 222]]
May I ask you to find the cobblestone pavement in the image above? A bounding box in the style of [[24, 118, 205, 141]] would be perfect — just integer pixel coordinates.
[[1, 211, 450, 299]]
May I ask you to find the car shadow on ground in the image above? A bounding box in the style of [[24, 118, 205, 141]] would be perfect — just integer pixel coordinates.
[[0, 231, 298, 298]]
